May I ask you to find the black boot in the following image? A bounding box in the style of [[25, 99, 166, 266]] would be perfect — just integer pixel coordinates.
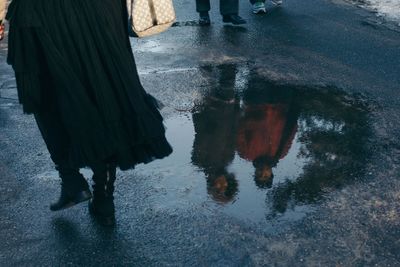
[[89, 164, 117, 226], [50, 165, 92, 211]]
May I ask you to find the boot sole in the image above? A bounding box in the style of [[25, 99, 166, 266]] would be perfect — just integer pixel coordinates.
[[222, 19, 247, 25], [253, 9, 267, 14], [50, 191, 92, 211]]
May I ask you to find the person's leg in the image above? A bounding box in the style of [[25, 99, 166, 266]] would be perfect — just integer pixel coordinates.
[[88, 162, 117, 226], [34, 94, 90, 211], [220, 0, 238, 15], [220, 0, 246, 25], [196, 0, 211, 25], [196, 0, 211, 13]]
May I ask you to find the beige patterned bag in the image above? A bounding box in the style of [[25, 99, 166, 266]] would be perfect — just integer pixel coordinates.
[[127, 0, 176, 38]]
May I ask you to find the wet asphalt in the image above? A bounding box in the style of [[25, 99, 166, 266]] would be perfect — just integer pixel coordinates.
[[1, 0, 400, 266]]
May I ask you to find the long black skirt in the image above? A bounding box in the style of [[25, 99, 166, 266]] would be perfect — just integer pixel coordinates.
[[6, 0, 172, 170]]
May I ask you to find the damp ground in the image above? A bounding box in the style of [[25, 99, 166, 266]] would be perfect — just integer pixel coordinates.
[[1, 0, 400, 265]]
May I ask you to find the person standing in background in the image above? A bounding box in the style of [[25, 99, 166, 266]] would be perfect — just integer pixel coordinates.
[[196, 0, 246, 26], [0, 0, 5, 41]]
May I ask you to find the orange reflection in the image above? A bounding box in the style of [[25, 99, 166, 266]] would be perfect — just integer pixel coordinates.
[[237, 103, 298, 188]]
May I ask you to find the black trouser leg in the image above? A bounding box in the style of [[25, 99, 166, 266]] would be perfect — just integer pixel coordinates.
[[220, 0, 239, 15], [196, 0, 211, 13]]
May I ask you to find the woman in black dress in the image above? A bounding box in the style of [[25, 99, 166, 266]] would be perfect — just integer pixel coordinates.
[[0, 0, 172, 225]]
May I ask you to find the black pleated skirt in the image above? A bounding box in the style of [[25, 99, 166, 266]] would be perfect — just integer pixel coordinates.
[[6, 0, 172, 170]]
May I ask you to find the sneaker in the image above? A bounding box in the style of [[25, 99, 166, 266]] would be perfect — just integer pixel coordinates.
[[271, 0, 283, 5], [252, 2, 267, 14], [222, 14, 247, 25], [199, 12, 211, 26]]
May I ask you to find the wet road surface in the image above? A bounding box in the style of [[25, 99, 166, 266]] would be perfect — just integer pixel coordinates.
[[1, 0, 400, 266], [140, 64, 373, 225]]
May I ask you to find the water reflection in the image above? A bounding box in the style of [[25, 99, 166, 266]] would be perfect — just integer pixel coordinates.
[[136, 63, 371, 223], [265, 87, 370, 216], [237, 79, 299, 190], [190, 63, 370, 216], [192, 65, 240, 203]]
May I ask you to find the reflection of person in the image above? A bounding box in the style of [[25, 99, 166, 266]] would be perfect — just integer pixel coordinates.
[[196, 0, 246, 26], [206, 170, 238, 203], [237, 84, 298, 189], [1, 0, 172, 225], [192, 65, 240, 203]]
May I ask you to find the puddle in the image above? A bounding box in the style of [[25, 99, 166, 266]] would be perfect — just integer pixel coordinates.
[[135, 64, 372, 224], [172, 21, 201, 27], [133, 40, 170, 53]]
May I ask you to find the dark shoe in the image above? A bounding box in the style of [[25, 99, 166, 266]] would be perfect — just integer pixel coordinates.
[[252, 2, 267, 14], [199, 12, 211, 26], [50, 186, 92, 211], [88, 197, 115, 226], [50, 168, 92, 211], [222, 14, 247, 25]]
